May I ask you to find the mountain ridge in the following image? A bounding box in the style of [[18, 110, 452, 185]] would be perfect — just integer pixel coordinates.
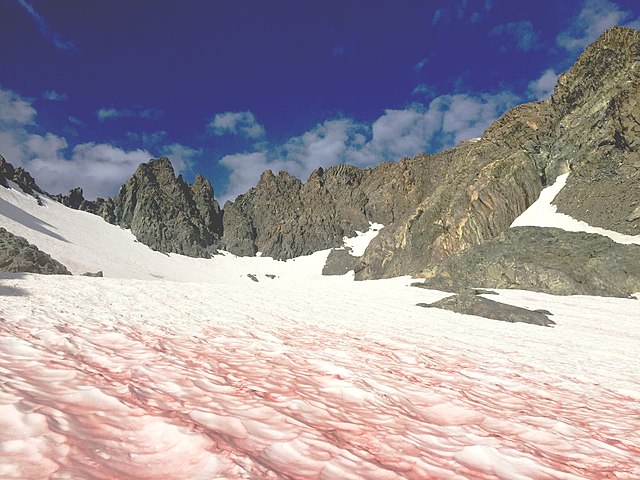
[[1, 27, 638, 287]]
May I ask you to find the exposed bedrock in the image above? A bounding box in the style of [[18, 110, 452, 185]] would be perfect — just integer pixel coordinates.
[[0, 227, 71, 275], [414, 227, 640, 298]]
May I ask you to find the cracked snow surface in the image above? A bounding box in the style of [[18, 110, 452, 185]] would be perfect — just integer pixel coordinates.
[[1, 274, 639, 479]]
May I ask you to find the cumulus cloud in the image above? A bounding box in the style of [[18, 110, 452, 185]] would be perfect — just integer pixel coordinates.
[[97, 107, 163, 122], [218, 91, 519, 203], [209, 111, 266, 139], [412, 84, 436, 98], [527, 68, 560, 100], [17, 0, 75, 50], [0, 88, 36, 126], [0, 86, 192, 199], [43, 90, 68, 101], [491, 21, 541, 51], [26, 141, 151, 199], [556, 0, 633, 52], [158, 143, 201, 174]]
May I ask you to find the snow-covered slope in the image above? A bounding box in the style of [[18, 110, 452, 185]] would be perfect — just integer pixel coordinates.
[[511, 173, 640, 244], [0, 184, 347, 284], [1, 183, 640, 478]]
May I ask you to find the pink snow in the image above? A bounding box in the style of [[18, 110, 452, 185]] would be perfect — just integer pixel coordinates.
[[1, 180, 640, 479], [1, 275, 639, 479]]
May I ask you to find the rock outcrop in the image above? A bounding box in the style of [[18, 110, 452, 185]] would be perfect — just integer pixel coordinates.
[[53, 188, 116, 223], [551, 27, 640, 235], [417, 294, 555, 327], [0, 227, 71, 275], [0, 154, 45, 198], [112, 158, 223, 257], [220, 155, 449, 259], [414, 227, 640, 297], [322, 248, 359, 276], [52, 158, 224, 257]]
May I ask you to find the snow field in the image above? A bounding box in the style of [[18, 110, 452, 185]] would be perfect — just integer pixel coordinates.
[[1, 176, 640, 478], [1, 273, 639, 479]]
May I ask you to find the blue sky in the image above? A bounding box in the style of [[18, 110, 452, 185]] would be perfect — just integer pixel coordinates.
[[1, 0, 639, 203]]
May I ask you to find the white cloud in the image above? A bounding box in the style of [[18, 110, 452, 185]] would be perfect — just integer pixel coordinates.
[[0, 88, 36, 126], [282, 119, 355, 170], [556, 0, 632, 52], [158, 143, 201, 174], [412, 84, 436, 98], [43, 90, 68, 101], [491, 21, 541, 51], [219, 152, 279, 202], [17, 0, 75, 50], [0, 87, 192, 199], [218, 91, 519, 203], [414, 57, 429, 71], [209, 111, 265, 139], [527, 68, 560, 100], [97, 107, 163, 122], [27, 142, 151, 199], [97, 108, 130, 121]]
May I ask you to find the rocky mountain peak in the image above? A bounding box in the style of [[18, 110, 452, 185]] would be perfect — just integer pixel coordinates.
[[0, 154, 44, 197], [110, 157, 223, 257]]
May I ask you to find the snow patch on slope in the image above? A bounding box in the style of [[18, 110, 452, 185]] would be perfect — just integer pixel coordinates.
[[511, 173, 640, 244], [343, 222, 384, 256]]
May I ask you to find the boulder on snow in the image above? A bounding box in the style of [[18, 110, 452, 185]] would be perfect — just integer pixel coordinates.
[[322, 248, 359, 276], [81, 271, 104, 277], [418, 294, 555, 327]]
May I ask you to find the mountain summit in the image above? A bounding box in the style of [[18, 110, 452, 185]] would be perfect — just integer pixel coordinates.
[[1, 27, 639, 291]]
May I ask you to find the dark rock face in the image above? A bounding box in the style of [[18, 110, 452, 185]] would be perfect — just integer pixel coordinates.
[[81, 271, 104, 277], [322, 248, 359, 276], [112, 158, 223, 257], [220, 156, 448, 259], [0, 227, 71, 275], [52, 188, 116, 224], [48, 158, 223, 257], [415, 227, 640, 297], [551, 27, 640, 235], [418, 294, 555, 327], [0, 154, 44, 197], [356, 141, 544, 279]]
